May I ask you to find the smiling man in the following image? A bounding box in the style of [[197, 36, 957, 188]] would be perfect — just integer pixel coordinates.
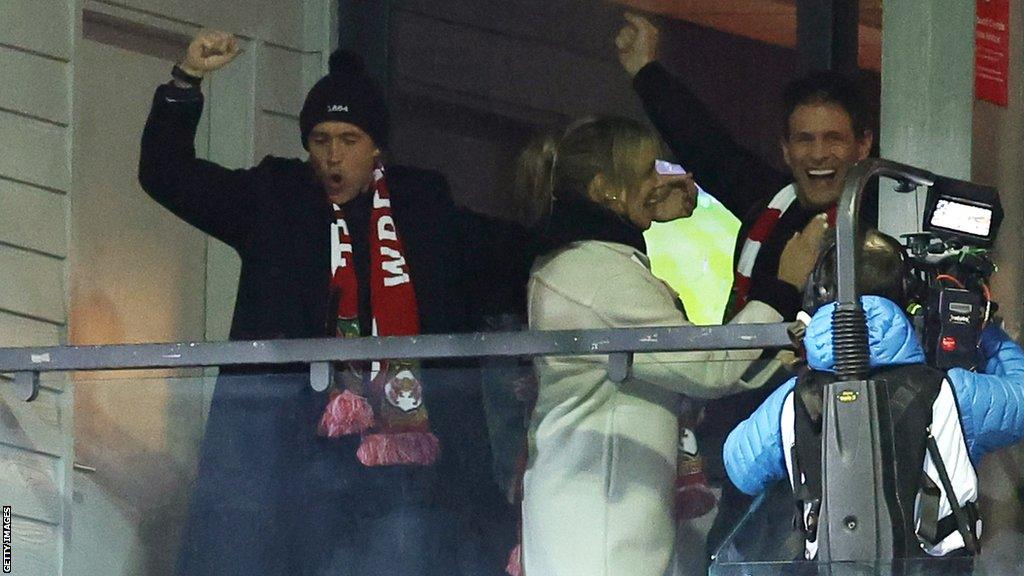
[[139, 30, 521, 576], [616, 12, 875, 568], [618, 13, 873, 322], [782, 81, 874, 212]]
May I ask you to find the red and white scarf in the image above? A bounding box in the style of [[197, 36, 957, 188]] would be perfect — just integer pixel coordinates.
[[728, 184, 835, 316], [317, 161, 440, 467]]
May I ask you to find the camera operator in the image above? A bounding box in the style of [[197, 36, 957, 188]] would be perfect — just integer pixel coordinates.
[[723, 229, 1024, 558]]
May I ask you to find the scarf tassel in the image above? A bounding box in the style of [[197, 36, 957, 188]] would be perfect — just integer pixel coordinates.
[[505, 543, 523, 576], [318, 389, 376, 437], [357, 431, 440, 466]]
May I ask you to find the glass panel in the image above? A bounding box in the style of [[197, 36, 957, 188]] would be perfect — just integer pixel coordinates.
[[4, 348, 1015, 569], [66, 365, 524, 576], [58, 354, 793, 575]]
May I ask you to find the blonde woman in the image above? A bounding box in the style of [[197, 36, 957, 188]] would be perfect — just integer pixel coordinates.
[[519, 116, 814, 576]]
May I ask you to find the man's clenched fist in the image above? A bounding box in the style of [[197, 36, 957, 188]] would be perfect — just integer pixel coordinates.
[[179, 30, 240, 78], [615, 13, 659, 77]]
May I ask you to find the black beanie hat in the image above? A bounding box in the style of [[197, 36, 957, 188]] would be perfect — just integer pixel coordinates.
[[299, 50, 388, 150]]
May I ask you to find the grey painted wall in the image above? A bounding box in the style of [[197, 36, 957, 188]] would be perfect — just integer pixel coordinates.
[[0, 1, 77, 573]]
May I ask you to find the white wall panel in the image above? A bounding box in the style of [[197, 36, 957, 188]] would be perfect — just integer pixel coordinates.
[[115, 0, 307, 49], [0, 3, 72, 574], [0, 111, 70, 192], [0, 388, 66, 457], [260, 45, 307, 116], [0, 248, 65, 324], [0, 180, 67, 257], [10, 515, 60, 576], [0, 47, 70, 125], [0, 312, 62, 348], [0, 0, 73, 59], [0, 444, 61, 524]]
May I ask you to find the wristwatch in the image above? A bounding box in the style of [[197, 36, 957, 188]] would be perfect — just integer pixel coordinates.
[[171, 64, 202, 89]]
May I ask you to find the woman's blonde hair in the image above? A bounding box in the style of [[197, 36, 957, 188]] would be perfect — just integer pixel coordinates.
[[512, 116, 662, 228]]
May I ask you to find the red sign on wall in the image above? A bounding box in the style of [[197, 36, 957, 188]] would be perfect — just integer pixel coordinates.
[[975, 0, 1010, 106]]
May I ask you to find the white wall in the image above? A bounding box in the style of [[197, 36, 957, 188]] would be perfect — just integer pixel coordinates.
[[0, 1, 78, 573]]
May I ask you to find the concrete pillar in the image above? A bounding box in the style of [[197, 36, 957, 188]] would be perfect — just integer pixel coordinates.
[[878, 1, 974, 235]]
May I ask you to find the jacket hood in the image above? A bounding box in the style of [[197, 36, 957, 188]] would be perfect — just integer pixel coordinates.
[[804, 295, 925, 372]]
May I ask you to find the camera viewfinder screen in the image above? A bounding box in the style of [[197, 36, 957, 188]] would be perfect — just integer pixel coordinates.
[[931, 198, 993, 238]]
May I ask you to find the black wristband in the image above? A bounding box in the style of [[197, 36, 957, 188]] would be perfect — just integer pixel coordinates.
[[171, 64, 203, 87]]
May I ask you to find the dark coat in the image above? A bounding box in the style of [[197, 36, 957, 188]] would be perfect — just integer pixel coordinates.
[[139, 83, 523, 576], [139, 84, 522, 343]]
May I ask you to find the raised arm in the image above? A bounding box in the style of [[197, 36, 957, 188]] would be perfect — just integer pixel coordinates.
[[138, 30, 257, 248], [616, 13, 788, 218]]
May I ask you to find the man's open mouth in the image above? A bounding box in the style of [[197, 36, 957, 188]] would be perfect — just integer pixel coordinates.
[[806, 169, 837, 181]]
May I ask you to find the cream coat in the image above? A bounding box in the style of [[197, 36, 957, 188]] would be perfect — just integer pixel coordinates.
[[523, 240, 782, 576]]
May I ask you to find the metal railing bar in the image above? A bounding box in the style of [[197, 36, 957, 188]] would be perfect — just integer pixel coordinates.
[[0, 323, 794, 373]]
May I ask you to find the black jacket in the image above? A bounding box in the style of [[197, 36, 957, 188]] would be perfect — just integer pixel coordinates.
[[139, 83, 528, 344], [141, 84, 527, 576]]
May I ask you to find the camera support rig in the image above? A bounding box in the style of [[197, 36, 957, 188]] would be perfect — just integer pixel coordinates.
[[806, 158, 991, 565], [818, 159, 1001, 566], [816, 158, 934, 564]]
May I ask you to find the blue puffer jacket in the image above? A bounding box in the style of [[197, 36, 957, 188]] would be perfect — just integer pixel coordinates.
[[724, 295, 1024, 496]]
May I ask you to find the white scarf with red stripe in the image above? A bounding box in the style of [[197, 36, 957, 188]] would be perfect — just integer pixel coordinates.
[[729, 184, 836, 316], [730, 185, 798, 313]]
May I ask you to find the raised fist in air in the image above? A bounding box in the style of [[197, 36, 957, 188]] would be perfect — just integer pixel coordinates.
[[179, 30, 241, 78], [615, 12, 660, 77]]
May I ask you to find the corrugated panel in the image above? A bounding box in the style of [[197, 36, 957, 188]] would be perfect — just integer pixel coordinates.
[[0, 444, 61, 525], [9, 514, 60, 576], [0, 247, 65, 324], [0, 0, 73, 60], [0, 179, 67, 258], [0, 387, 66, 459], [0, 111, 70, 192], [0, 312, 61, 348], [0, 46, 70, 125]]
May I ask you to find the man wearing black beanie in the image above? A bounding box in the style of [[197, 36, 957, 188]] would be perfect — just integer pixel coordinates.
[[140, 30, 524, 576]]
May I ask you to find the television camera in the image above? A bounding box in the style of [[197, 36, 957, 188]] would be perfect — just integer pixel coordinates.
[[902, 177, 1003, 370]]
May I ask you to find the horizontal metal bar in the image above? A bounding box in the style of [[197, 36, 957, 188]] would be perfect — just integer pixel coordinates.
[[0, 323, 793, 373]]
